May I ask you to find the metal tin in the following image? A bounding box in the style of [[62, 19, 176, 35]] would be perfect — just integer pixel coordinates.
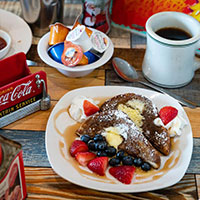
[[0, 135, 26, 200], [81, 0, 111, 34]]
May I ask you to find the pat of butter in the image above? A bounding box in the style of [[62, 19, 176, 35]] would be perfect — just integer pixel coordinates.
[[102, 127, 123, 149]]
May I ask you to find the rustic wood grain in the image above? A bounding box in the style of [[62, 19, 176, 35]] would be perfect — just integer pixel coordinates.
[[184, 107, 200, 138], [24, 167, 197, 200], [131, 34, 146, 49], [196, 175, 200, 199]]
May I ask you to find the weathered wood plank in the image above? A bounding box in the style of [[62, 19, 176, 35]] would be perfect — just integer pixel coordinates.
[[189, 139, 200, 174], [131, 34, 146, 49], [24, 167, 197, 200], [196, 174, 200, 200], [0, 129, 49, 167], [185, 107, 200, 138]]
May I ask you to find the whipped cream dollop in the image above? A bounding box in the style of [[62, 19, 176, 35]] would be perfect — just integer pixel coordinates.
[[69, 95, 99, 123], [154, 114, 187, 137]]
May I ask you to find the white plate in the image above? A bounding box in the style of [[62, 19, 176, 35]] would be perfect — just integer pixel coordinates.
[[45, 86, 193, 193], [37, 28, 114, 77], [0, 9, 32, 58]]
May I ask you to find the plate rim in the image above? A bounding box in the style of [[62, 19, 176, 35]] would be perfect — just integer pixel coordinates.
[[45, 86, 193, 193], [0, 8, 32, 58]]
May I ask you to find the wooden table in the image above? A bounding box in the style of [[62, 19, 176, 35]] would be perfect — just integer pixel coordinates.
[[1, 2, 200, 199]]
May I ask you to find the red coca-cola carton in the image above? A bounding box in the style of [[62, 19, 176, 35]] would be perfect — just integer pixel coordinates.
[[0, 135, 26, 200], [0, 52, 50, 128]]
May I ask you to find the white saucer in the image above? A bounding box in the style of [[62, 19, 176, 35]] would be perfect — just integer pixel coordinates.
[[0, 9, 32, 59]]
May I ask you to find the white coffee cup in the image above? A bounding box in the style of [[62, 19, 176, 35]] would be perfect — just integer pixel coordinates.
[[142, 11, 200, 88]]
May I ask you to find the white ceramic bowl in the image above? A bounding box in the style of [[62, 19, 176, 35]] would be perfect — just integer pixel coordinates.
[[0, 30, 11, 59], [37, 28, 114, 77]]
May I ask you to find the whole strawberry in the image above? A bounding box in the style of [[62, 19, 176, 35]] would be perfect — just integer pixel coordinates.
[[159, 106, 178, 125]]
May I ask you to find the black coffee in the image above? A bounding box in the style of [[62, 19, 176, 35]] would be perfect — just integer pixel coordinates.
[[155, 27, 192, 40]]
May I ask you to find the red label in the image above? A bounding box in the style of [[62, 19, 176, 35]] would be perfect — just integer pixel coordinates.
[[8, 163, 18, 188], [0, 71, 47, 113]]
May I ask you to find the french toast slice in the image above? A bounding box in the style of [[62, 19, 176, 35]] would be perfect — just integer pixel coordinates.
[[76, 109, 161, 169], [100, 93, 171, 156]]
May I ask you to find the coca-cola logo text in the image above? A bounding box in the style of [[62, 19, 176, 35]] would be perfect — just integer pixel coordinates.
[[0, 81, 33, 106]]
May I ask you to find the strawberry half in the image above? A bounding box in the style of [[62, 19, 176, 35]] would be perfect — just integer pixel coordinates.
[[159, 106, 178, 125], [87, 157, 108, 176], [75, 152, 96, 166], [83, 100, 99, 117], [109, 166, 136, 184], [70, 140, 89, 157]]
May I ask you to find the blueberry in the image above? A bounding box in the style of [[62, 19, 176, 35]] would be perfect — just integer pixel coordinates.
[[93, 134, 104, 141], [95, 141, 107, 151], [133, 157, 143, 167], [97, 151, 107, 157], [116, 150, 125, 160], [105, 146, 116, 157], [141, 162, 151, 171], [80, 134, 91, 144], [122, 156, 134, 166], [88, 140, 96, 151], [109, 157, 121, 166]]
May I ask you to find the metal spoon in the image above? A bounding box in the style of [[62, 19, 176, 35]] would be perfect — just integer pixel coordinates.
[[112, 57, 198, 108]]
